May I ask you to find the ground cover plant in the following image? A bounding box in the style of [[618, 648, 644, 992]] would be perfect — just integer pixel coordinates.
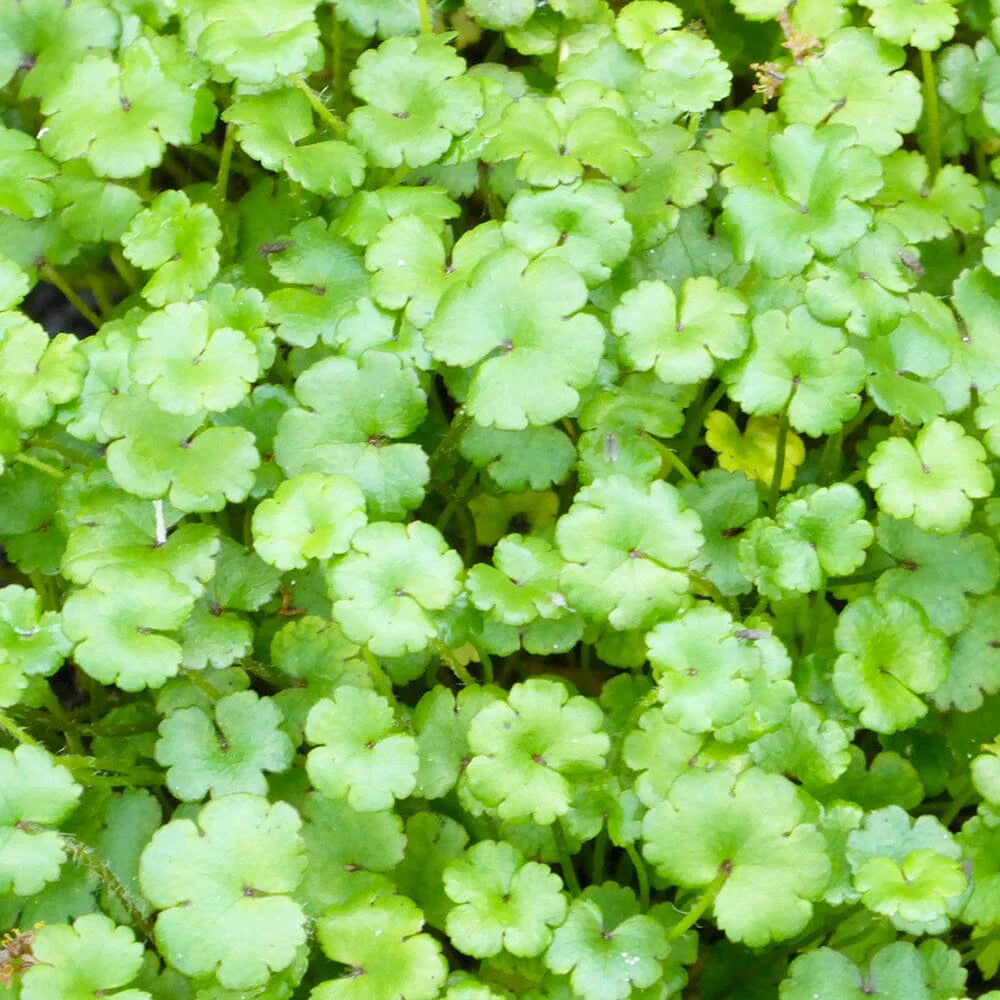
[[5, 0, 1000, 996]]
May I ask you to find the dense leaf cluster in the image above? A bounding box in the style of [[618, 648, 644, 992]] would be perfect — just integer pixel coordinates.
[[4, 0, 1000, 997]]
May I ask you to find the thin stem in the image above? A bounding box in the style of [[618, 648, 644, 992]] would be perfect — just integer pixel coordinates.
[[12, 452, 65, 479], [0, 710, 41, 747], [59, 833, 155, 943], [38, 265, 101, 329], [430, 640, 476, 687], [676, 381, 727, 465], [214, 122, 236, 210], [639, 431, 697, 484], [625, 842, 650, 911], [362, 647, 397, 702], [416, 0, 434, 33], [429, 409, 472, 474], [553, 821, 581, 896], [468, 638, 494, 684], [85, 273, 114, 318], [768, 383, 798, 515], [331, 15, 344, 113], [590, 829, 608, 885], [920, 49, 942, 180], [666, 869, 728, 942], [815, 429, 842, 486], [108, 247, 140, 290], [290, 75, 348, 135]]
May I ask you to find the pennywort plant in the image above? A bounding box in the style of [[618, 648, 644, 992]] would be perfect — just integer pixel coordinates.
[[4, 0, 1000, 997]]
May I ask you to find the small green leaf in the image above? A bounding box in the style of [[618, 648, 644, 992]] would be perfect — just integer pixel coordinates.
[[306, 686, 419, 810], [252, 473, 367, 571], [867, 418, 993, 533], [0, 745, 81, 896], [139, 794, 307, 989], [21, 914, 149, 1000], [444, 840, 567, 957]]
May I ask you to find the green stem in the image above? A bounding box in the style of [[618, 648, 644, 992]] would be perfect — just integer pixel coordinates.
[[429, 409, 472, 474], [0, 710, 41, 747], [180, 668, 222, 701], [59, 833, 155, 943], [214, 122, 236, 210], [815, 429, 842, 486], [85, 273, 114, 318], [552, 821, 581, 896], [416, 0, 434, 32], [590, 829, 608, 885], [468, 638, 494, 685], [667, 869, 728, 942], [768, 383, 798, 515], [826, 568, 883, 587], [38, 265, 101, 329], [676, 381, 726, 465], [640, 431, 697, 484], [920, 49, 942, 180], [291, 75, 348, 135], [362, 647, 397, 702], [431, 640, 476, 687], [108, 247, 140, 290], [625, 842, 650, 912], [12, 452, 65, 479], [331, 15, 344, 114]]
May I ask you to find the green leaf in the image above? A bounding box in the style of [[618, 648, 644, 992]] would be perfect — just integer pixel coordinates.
[[874, 515, 999, 636], [305, 686, 419, 810], [332, 0, 421, 38], [482, 81, 651, 188], [780, 28, 921, 155], [680, 470, 761, 597], [182, 0, 320, 84], [646, 606, 760, 734], [102, 391, 260, 512], [0, 745, 81, 896], [0, 0, 121, 100], [727, 305, 865, 436], [858, 0, 959, 50], [348, 34, 483, 168], [0, 123, 57, 219], [611, 277, 747, 385], [867, 418, 993, 533], [313, 887, 448, 1000], [556, 475, 703, 630], [274, 351, 428, 519], [265, 218, 370, 348], [155, 690, 295, 800], [832, 595, 948, 733], [873, 151, 984, 241], [62, 566, 195, 691], [846, 806, 965, 934], [501, 181, 633, 288], [780, 942, 966, 1000], [426, 248, 605, 429], [463, 678, 610, 825], [252, 473, 367, 571], [20, 914, 149, 1000], [721, 123, 883, 278], [130, 302, 258, 415], [39, 38, 214, 178], [934, 596, 1000, 711], [121, 191, 221, 306], [642, 768, 830, 947], [460, 424, 576, 492], [328, 520, 463, 656], [0, 584, 72, 708], [444, 840, 567, 957], [0, 312, 86, 431], [138, 794, 307, 989], [751, 701, 854, 785], [544, 884, 670, 1000], [299, 791, 405, 916]]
